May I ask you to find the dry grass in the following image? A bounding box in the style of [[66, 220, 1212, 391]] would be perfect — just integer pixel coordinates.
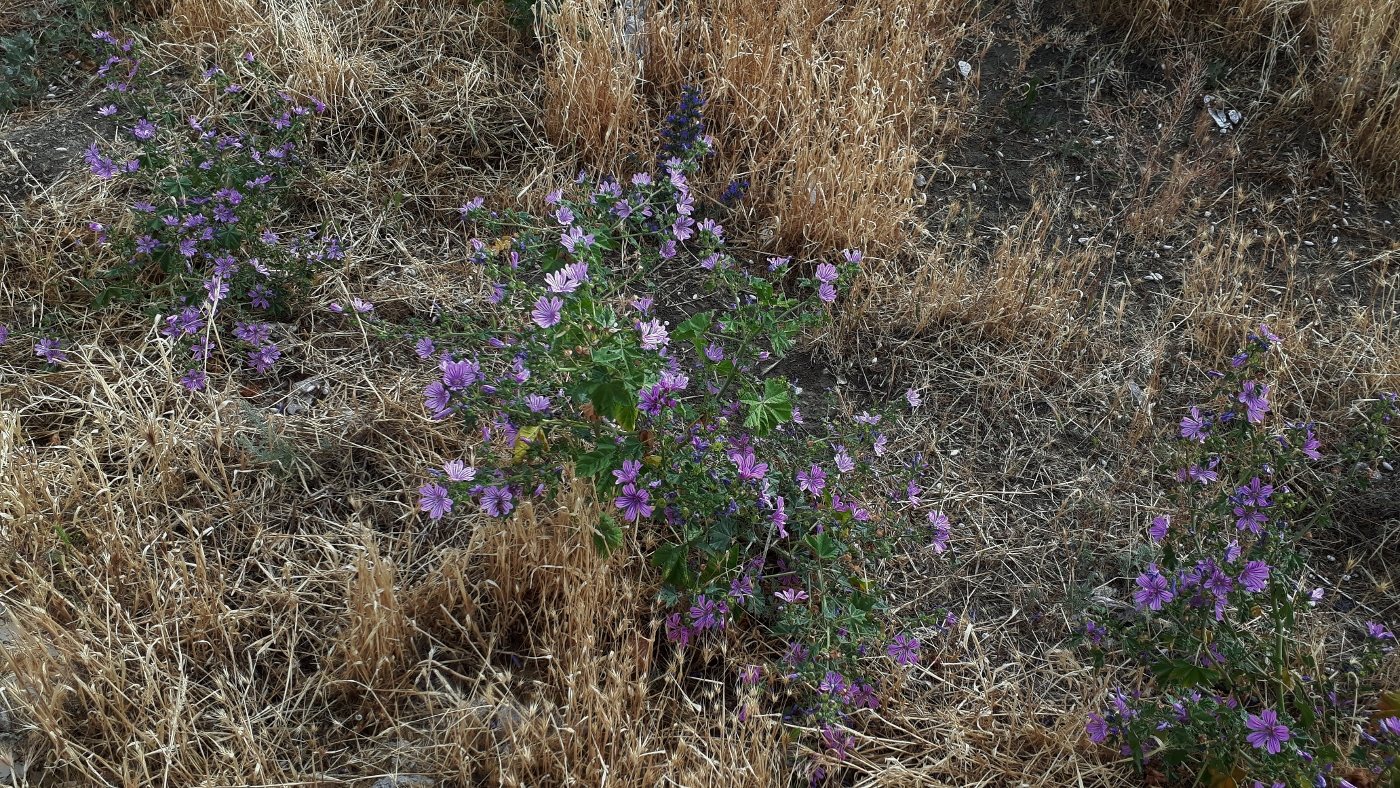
[[1, 0, 1398, 785], [1071, 0, 1400, 197], [544, 0, 966, 254]]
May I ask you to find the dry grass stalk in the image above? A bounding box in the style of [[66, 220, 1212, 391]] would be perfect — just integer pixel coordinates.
[[543, 0, 965, 254], [1072, 0, 1400, 195]]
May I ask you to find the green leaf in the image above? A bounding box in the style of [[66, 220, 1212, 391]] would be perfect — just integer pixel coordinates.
[[673, 310, 713, 352], [652, 542, 694, 589], [576, 443, 618, 478], [805, 532, 842, 560], [742, 378, 793, 435], [592, 513, 624, 557], [1150, 659, 1218, 688]]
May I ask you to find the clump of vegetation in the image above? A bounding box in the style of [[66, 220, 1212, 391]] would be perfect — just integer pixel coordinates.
[[1082, 328, 1400, 786], [77, 34, 335, 388], [0, 0, 115, 112], [406, 93, 949, 765]]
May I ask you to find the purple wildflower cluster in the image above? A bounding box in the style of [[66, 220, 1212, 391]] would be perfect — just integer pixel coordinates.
[[408, 91, 948, 762], [1084, 326, 1400, 785], [81, 34, 336, 391]]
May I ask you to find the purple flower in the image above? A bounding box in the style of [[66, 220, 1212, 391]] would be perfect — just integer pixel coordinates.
[[525, 394, 551, 413], [929, 510, 951, 553], [1180, 407, 1210, 442], [774, 588, 808, 604], [424, 381, 452, 417], [1134, 566, 1174, 611], [480, 485, 514, 517], [1234, 506, 1266, 532], [1236, 477, 1274, 508], [0, 325, 9, 345], [815, 262, 839, 284], [689, 597, 725, 630], [1239, 560, 1270, 592], [819, 670, 848, 697], [419, 483, 453, 520], [797, 464, 827, 497], [204, 276, 230, 303], [130, 118, 157, 140], [248, 344, 281, 374], [729, 448, 768, 482], [442, 460, 476, 482], [532, 296, 564, 328], [97, 104, 117, 116], [820, 725, 854, 761], [664, 612, 691, 646], [1300, 428, 1322, 460], [612, 459, 642, 486], [1149, 515, 1170, 542], [179, 369, 207, 391], [441, 359, 481, 390], [887, 633, 920, 666], [1367, 622, 1395, 641], [233, 321, 272, 346], [247, 284, 274, 310], [728, 574, 754, 602], [614, 483, 654, 522], [34, 338, 68, 364], [636, 319, 669, 351], [704, 342, 724, 362], [1380, 717, 1400, 736], [1245, 709, 1290, 755], [559, 225, 595, 254], [833, 445, 855, 473], [414, 337, 436, 359], [817, 282, 837, 303], [1086, 713, 1109, 743], [763, 498, 788, 540], [905, 388, 922, 409], [351, 298, 374, 314], [672, 215, 695, 241], [1239, 381, 1271, 424]]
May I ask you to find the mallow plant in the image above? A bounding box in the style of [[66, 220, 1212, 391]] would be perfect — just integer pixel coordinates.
[[412, 88, 951, 765], [79, 32, 335, 390], [1082, 328, 1400, 787]]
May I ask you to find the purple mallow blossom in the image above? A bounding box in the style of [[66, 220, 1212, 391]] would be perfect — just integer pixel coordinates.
[[614, 483, 653, 522], [1133, 566, 1173, 611], [1245, 708, 1290, 755], [480, 485, 514, 517], [419, 483, 453, 520], [1239, 381, 1271, 423], [887, 633, 920, 666], [35, 338, 68, 364], [729, 448, 768, 482], [1149, 515, 1170, 542], [442, 460, 476, 482], [797, 464, 827, 496], [636, 319, 669, 351], [532, 296, 564, 328], [929, 510, 951, 553], [1238, 560, 1270, 592], [1179, 407, 1210, 442]]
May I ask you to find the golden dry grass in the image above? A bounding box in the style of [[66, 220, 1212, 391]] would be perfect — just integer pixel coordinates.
[[0, 0, 1397, 785], [544, 0, 966, 254], [1072, 0, 1400, 197]]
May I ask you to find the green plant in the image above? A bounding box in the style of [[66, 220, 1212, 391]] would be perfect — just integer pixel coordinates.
[[81, 35, 334, 389], [403, 88, 949, 771], [1081, 329, 1400, 786]]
